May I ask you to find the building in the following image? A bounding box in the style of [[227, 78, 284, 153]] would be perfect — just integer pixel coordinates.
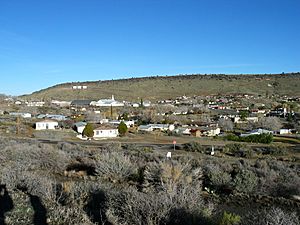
[[138, 124, 174, 132], [278, 129, 292, 135], [9, 112, 32, 118], [90, 95, 124, 107], [234, 116, 259, 123], [27, 101, 45, 107], [240, 128, 273, 137], [51, 100, 72, 107], [73, 121, 87, 134], [71, 100, 94, 111], [108, 120, 135, 127], [35, 119, 59, 130], [93, 125, 119, 138]]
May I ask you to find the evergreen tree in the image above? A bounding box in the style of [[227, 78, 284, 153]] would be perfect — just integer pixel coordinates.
[[83, 123, 94, 139], [118, 121, 128, 137]]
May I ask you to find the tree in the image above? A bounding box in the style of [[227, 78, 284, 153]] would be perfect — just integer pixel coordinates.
[[218, 118, 234, 132], [219, 211, 241, 225], [257, 117, 282, 131], [82, 123, 94, 140], [118, 121, 128, 137], [239, 110, 249, 121]]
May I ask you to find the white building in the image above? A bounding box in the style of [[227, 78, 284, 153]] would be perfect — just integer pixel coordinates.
[[138, 124, 173, 132], [35, 120, 59, 130], [90, 95, 124, 107], [109, 120, 135, 127], [240, 128, 273, 137], [51, 100, 72, 107], [27, 101, 45, 107], [93, 125, 119, 139], [279, 129, 292, 135], [9, 112, 32, 118], [234, 116, 259, 123], [73, 122, 87, 134], [205, 127, 221, 137]]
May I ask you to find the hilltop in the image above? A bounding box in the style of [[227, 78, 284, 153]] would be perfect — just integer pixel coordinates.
[[22, 73, 300, 101]]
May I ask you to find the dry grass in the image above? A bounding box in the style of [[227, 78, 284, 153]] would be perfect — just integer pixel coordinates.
[[22, 73, 300, 101]]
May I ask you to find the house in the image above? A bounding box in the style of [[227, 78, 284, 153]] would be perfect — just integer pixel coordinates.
[[278, 129, 292, 135], [93, 125, 119, 139], [73, 121, 87, 134], [234, 116, 259, 123], [173, 127, 191, 135], [240, 128, 273, 137], [108, 120, 135, 127], [142, 100, 151, 107], [268, 108, 287, 117], [51, 100, 71, 107], [46, 114, 68, 121], [71, 100, 93, 111], [138, 124, 174, 132], [9, 112, 32, 118], [27, 101, 45, 107], [35, 119, 59, 130], [199, 127, 221, 137], [191, 129, 201, 137], [90, 95, 124, 107]]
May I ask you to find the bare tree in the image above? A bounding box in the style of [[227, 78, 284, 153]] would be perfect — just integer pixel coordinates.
[[244, 207, 299, 225], [218, 118, 234, 131], [257, 117, 282, 131]]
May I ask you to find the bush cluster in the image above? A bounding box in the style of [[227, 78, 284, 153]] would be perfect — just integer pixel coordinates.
[[226, 133, 273, 144]]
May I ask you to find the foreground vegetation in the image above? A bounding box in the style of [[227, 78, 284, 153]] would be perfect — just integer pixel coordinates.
[[0, 137, 299, 225]]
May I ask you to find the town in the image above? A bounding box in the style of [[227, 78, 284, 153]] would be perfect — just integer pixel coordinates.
[[1, 88, 299, 143]]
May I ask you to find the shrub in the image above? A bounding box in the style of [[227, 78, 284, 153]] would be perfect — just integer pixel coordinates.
[[183, 142, 205, 153], [219, 211, 241, 225], [94, 151, 137, 183], [244, 207, 299, 225], [233, 169, 258, 193], [205, 164, 231, 191], [226, 133, 273, 144]]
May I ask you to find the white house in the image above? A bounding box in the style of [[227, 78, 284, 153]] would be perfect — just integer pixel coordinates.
[[279, 129, 292, 135], [138, 124, 173, 132], [74, 121, 87, 134], [204, 127, 221, 137], [234, 116, 259, 123], [240, 128, 273, 137], [36, 119, 59, 130], [51, 100, 72, 107], [109, 120, 135, 127], [9, 112, 32, 118], [27, 101, 45, 107], [93, 125, 119, 139]]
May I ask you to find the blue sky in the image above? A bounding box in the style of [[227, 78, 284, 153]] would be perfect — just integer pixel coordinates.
[[0, 0, 299, 96]]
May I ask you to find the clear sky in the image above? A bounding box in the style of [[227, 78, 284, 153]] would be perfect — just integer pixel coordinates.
[[0, 0, 299, 96]]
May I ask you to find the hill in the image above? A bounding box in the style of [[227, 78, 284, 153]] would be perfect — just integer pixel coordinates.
[[22, 73, 300, 101]]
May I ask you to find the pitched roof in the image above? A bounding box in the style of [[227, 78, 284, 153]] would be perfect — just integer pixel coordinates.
[[71, 100, 93, 106], [94, 124, 118, 130]]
